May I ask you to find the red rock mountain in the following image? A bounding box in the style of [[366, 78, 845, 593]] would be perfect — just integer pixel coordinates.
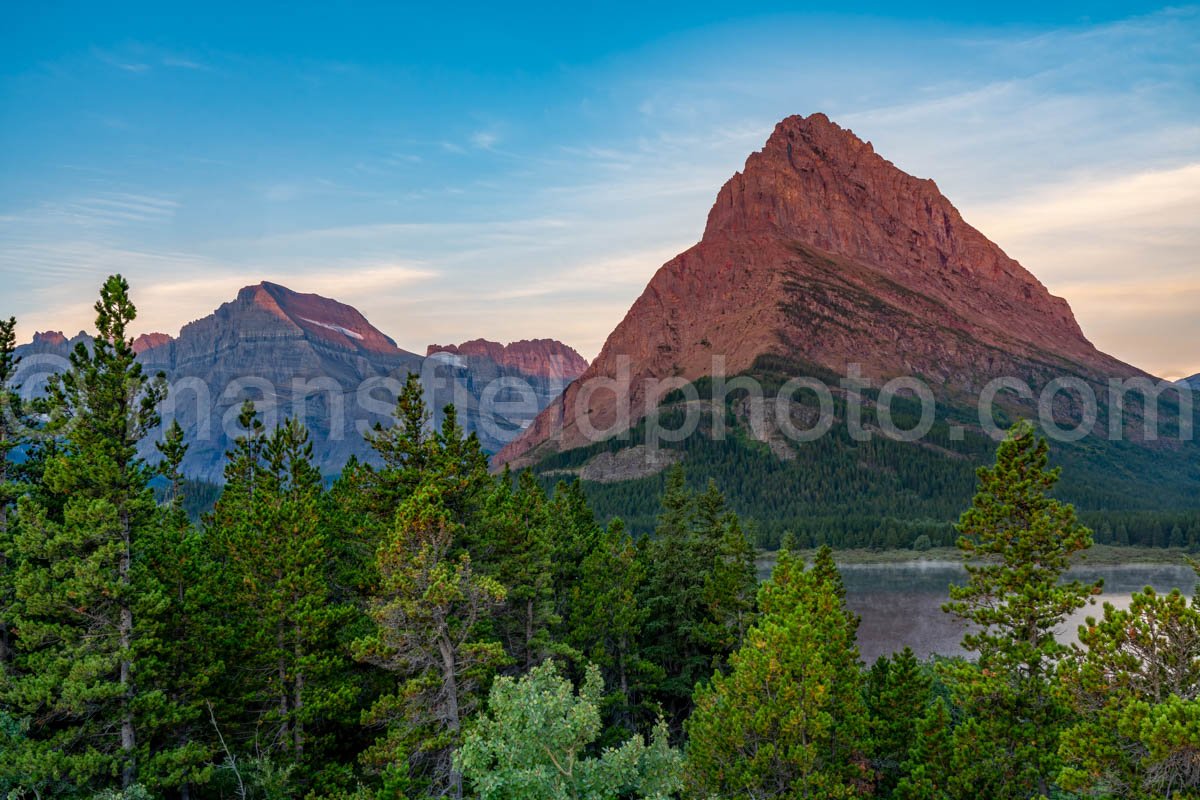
[[496, 113, 1146, 467], [31, 330, 70, 348], [132, 332, 174, 354], [228, 281, 404, 356], [426, 339, 588, 381]]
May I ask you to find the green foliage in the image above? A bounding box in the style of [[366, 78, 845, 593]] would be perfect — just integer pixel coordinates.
[[1058, 580, 1200, 798], [893, 697, 954, 800], [134, 420, 218, 794], [0, 315, 25, 667], [354, 476, 506, 798], [457, 660, 682, 800], [865, 647, 933, 795], [639, 469, 758, 733], [1, 275, 170, 791], [684, 551, 870, 799], [940, 420, 1101, 799], [564, 517, 661, 744], [205, 406, 356, 790], [476, 469, 558, 672]]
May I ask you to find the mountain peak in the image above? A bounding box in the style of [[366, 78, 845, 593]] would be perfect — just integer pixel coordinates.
[[701, 110, 1094, 356], [496, 112, 1145, 468], [233, 281, 401, 355], [32, 330, 68, 346], [132, 332, 174, 354]]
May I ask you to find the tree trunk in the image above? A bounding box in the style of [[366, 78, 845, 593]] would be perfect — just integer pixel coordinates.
[[0, 455, 7, 663], [438, 631, 463, 800], [294, 623, 305, 757], [119, 507, 136, 789], [525, 598, 535, 670], [277, 623, 290, 750], [618, 641, 629, 698], [0, 496, 9, 663]]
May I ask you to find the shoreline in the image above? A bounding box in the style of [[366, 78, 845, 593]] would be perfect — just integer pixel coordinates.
[[757, 544, 1197, 568]]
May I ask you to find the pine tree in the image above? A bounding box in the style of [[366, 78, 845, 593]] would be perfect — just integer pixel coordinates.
[[477, 469, 557, 672], [865, 647, 933, 795], [1058, 582, 1200, 798], [0, 316, 23, 665], [893, 698, 954, 800], [640, 469, 756, 733], [354, 480, 506, 799], [566, 518, 661, 742], [941, 420, 1100, 799], [3, 275, 167, 791], [546, 479, 603, 633], [702, 511, 758, 658], [811, 544, 847, 601], [684, 551, 871, 799], [363, 371, 433, 505], [206, 410, 353, 787], [456, 661, 682, 800], [134, 420, 218, 798], [639, 467, 705, 731]]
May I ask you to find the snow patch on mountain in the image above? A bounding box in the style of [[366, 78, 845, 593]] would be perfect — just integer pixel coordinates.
[[301, 317, 365, 341]]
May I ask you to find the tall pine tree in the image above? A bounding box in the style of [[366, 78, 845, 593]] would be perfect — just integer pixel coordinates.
[[640, 469, 757, 733], [941, 420, 1100, 799], [354, 480, 506, 799], [3, 276, 167, 791], [134, 420, 219, 798], [0, 316, 23, 665], [477, 468, 557, 673], [206, 409, 353, 790], [566, 517, 661, 743]]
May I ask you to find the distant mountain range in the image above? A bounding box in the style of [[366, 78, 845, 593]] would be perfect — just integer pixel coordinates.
[[14, 282, 586, 481]]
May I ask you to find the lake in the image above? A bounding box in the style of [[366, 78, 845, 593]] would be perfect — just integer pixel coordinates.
[[759, 560, 1198, 663]]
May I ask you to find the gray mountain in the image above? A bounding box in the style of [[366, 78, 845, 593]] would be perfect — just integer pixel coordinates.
[[14, 282, 585, 481]]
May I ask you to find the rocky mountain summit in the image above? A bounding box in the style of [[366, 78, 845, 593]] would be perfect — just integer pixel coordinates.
[[132, 332, 174, 354], [497, 113, 1147, 468]]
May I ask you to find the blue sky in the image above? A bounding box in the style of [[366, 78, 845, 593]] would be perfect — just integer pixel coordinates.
[[2, 2, 1198, 377]]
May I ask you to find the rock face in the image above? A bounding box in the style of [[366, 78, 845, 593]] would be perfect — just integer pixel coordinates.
[[427, 339, 588, 382], [132, 332, 174, 354], [31, 330, 70, 348], [15, 283, 581, 480], [496, 113, 1148, 468], [423, 339, 587, 455]]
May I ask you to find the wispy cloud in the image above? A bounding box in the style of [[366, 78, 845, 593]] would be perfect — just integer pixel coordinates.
[[92, 47, 151, 73], [161, 55, 208, 71], [470, 130, 499, 150]]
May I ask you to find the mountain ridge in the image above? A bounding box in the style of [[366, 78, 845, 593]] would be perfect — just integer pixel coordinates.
[[426, 339, 588, 381], [14, 284, 586, 479]]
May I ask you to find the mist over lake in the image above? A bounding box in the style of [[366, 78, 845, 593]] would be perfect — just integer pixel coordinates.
[[777, 561, 1200, 662]]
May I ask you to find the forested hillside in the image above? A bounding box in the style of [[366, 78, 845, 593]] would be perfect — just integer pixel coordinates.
[[533, 356, 1200, 549]]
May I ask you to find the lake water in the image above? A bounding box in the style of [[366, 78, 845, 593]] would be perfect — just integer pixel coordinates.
[[759, 560, 1198, 663]]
